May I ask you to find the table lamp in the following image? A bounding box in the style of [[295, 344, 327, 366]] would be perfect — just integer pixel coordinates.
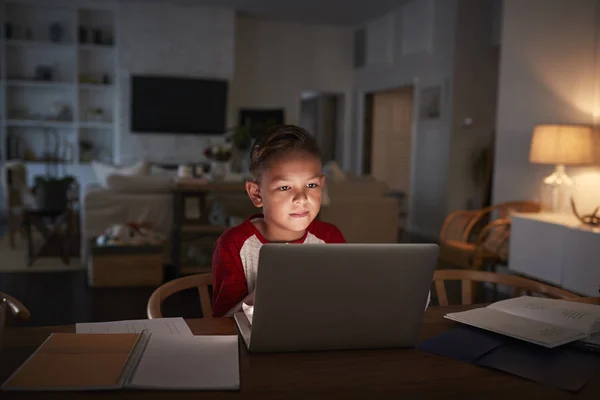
[[529, 124, 594, 213]]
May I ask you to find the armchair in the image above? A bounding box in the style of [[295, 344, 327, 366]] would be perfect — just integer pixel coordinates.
[[439, 201, 541, 270]]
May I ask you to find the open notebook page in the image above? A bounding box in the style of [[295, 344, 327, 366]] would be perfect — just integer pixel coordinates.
[[445, 307, 588, 348], [76, 317, 193, 336], [127, 334, 240, 390], [487, 296, 600, 334]]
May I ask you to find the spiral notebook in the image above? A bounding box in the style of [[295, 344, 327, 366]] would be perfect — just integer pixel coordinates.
[[2, 331, 239, 391]]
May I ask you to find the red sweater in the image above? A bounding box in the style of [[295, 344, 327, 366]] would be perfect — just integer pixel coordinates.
[[211, 214, 346, 317]]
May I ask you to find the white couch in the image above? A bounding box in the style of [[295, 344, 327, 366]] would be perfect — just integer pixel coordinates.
[[81, 162, 402, 262]]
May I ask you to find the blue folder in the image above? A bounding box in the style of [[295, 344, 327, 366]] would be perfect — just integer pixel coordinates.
[[417, 326, 600, 392]]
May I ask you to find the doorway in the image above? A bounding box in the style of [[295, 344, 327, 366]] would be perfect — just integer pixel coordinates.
[[299, 91, 344, 164], [363, 86, 415, 230]]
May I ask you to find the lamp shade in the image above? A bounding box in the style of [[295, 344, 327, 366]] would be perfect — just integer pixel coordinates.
[[529, 124, 594, 165]]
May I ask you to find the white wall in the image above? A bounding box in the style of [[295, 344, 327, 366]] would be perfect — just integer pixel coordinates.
[[447, 0, 499, 212], [230, 15, 354, 167], [493, 0, 600, 214], [353, 0, 458, 238], [118, 1, 236, 165]]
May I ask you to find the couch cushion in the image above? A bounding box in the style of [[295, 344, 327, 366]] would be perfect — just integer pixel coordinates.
[[106, 174, 174, 193], [325, 179, 390, 199], [92, 161, 151, 187]]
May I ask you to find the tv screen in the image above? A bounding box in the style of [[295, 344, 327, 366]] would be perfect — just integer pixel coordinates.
[[131, 75, 228, 134]]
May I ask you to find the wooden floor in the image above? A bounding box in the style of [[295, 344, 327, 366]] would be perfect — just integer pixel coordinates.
[[0, 268, 208, 327], [0, 227, 497, 327]]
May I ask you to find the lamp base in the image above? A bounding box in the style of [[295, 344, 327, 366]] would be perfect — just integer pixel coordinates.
[[541, 164, 572, 213]]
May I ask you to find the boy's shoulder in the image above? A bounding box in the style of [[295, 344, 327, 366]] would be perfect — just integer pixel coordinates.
[[308, 219, 345, 243], [215, 217, 257, 248]]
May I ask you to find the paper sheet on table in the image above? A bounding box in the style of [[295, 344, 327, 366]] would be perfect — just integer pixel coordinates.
[[127, 334, 240, 390], [242, 303, 253, 325], [75, 317, 193, 336]]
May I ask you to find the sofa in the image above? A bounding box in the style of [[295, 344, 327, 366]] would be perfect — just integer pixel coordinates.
[[81, 162, 400, 261], [320, 176, 399, 243]]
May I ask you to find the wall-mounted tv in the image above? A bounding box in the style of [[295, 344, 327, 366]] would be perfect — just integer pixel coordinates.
[[131, 75, 228, 134]]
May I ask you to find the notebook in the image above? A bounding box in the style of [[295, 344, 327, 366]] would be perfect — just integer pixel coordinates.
[[445, 296, 600, 348], [2, 331, 240, 391]]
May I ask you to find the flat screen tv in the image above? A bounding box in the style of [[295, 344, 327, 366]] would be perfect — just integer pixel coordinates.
[[131, 75, 228, 134]]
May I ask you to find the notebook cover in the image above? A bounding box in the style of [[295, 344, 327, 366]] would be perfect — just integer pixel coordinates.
[[2, 333, 141, 391]]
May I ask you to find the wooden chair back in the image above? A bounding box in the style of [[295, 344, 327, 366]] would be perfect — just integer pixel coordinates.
[[0, 293, 31, 346], [147, 273, 212, 319], [432, 270, 580, 306], [566, 297, 600, 305]]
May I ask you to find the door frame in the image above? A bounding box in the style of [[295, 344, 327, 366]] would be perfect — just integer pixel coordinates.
[[358, 78, 421, 234]]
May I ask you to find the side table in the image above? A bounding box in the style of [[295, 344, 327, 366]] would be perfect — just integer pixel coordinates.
[[171, 179, 247, 277]]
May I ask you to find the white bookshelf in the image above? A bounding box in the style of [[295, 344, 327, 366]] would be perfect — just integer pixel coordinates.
[[0, 0, 119, 165]]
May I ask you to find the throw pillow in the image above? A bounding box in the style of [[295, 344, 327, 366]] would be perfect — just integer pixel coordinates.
[[105, 174, 174, 193], [92, 161, 150, 187]]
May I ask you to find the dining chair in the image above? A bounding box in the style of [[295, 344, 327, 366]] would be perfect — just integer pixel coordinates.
[[0, 292, 31, 345], [432, 269, 581, 306], [566, 297, 600, 305], [1, 162, 31, 249], [147, 273, 212, 319]]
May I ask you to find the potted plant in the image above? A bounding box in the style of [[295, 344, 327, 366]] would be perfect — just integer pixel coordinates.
[[204, 143, 233, 180], [225, 118, 279, 173]]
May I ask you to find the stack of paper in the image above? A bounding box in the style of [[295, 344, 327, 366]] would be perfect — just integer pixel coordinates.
[[445, 296, 600, 348]]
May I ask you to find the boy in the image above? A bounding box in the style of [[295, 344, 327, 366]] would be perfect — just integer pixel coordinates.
[[211, 125, 345, 317]]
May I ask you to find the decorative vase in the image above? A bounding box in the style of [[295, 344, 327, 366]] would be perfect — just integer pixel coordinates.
[[230, 147, 252, 174], [211, 161, 230, 181]]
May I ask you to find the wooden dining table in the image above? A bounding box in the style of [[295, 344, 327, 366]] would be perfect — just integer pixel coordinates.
[[0, 304, 599, 399]]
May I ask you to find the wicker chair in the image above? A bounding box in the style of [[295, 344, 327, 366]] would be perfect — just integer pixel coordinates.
[[439, 201, 541, 270]]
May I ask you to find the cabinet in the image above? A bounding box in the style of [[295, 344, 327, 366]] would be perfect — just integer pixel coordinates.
[[509, 212, 600, 296], [171, 180, 247, 277], [0, 0, 119, 166]]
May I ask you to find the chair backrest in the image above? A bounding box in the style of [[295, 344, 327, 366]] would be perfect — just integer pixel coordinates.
[[0, 293, 31, 346], [566, 296, 600, 305], [1, 162, 28, 208], [432, 270, 580, 306], [463, 201, 541, 242], [147, 273, 212, 319]]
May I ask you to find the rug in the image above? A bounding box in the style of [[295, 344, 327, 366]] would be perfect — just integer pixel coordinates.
[[0, 235, 85, 273]]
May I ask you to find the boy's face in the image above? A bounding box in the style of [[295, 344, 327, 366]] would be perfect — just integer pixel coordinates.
[[246, 153, 325, 240]]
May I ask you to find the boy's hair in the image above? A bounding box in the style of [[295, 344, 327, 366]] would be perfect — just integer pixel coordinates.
[[249, 124, 322, 181]]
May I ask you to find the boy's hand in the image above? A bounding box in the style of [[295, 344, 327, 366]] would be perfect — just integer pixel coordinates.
[[243, 291, 255, 306]]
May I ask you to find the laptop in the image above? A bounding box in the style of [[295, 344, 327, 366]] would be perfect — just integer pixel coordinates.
[[234, 243, 439, 353]]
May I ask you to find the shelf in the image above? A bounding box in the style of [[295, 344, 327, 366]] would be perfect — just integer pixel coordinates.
[[79, 83, 114, 91], [5, 80, 75, 90], [79, 121, 113, 129], [1, 3, 119, 167], [21, 160, 74, 165], [181, 225, 229, 234], [7, 119, 74, 129], [5, 40, 75, 50]]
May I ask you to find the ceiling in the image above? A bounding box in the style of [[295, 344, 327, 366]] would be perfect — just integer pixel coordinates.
[[116, 0, 405, 26]]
